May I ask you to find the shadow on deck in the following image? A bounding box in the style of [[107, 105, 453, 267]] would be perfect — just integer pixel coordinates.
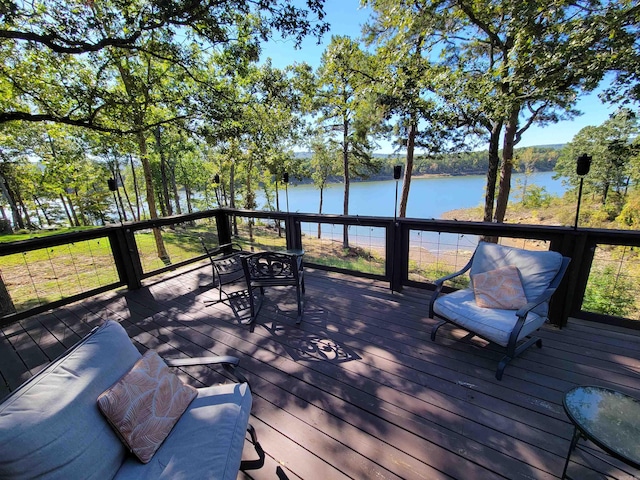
[[2, 264, 640, 479]]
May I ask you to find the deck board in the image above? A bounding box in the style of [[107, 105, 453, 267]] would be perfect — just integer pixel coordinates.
[[2, 263, 640, 479]]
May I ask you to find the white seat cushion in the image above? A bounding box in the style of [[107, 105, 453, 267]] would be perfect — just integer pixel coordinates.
[[434, 289, 545, 347]]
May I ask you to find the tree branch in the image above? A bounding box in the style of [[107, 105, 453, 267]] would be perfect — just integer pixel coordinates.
[[0, 29, 142, 54], [0, 111, 193, 135]]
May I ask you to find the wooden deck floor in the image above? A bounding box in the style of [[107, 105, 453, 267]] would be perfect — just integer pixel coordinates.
[[2, 263, 640, 480]]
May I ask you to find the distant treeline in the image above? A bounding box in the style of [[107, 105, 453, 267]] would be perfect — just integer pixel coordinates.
[[297, 145, 563, 182]]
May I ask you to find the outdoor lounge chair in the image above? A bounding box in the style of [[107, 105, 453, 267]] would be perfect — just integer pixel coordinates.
[[428, 241, 570, 380]]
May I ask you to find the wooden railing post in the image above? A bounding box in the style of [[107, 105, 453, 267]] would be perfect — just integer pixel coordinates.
[[109, 227, 143, 290], [216, 209, 233, 246], [387, 219, 403, 292], [284, 213, 302, 250], [570, 232, 596, 318]]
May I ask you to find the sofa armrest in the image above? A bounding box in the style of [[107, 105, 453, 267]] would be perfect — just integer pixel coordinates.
[[165, 356, 240, 368], [164, 356, 250, 388]]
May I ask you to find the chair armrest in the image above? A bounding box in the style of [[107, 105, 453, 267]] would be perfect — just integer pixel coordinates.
[[164, 356, 250, 387], [428, 257, 473, 317], [434, 263, 472, 287], [515, 287, 557, 319], [506, 286, 562, 355]]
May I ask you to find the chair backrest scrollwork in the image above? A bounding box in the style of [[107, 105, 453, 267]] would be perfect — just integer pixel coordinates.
[[245, 252, 296, 280]]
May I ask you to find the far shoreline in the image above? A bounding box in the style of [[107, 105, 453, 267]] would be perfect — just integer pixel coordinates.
[[288, 169, 557, 187]]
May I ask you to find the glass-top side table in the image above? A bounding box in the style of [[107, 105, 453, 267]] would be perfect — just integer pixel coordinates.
[[562, 385, 640, 479]]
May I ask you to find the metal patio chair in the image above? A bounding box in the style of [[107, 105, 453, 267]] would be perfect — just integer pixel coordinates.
[[241, 251, 305, 325], [201, 240, 248, 303], [429, 241, 570, 380]]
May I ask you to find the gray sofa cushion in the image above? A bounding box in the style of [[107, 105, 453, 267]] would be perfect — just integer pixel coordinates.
[[470, 242, 564, 316], [0, 321, 142, 480], [114, 382, 252, 480], [434, 289, 545, 347]]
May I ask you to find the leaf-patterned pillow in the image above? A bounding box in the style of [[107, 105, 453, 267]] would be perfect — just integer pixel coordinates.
[[97, 350, 197, 463], [472, 265, 528, 310]]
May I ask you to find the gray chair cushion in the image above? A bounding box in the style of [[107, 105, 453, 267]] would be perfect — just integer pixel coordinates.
[[0, 321, 142, 480], [114, 382, 252, 480], [434, 289, 545, 347], [470, 242, 564, 316]]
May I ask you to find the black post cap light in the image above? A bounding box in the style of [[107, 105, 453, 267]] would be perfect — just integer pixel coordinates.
[[393, 165, 402, 180], [283, 172, 289, 183], [576, 153, 592, 176], [107, 178, 117, 191]]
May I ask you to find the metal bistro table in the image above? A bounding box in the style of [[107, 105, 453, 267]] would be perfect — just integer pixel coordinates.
[[562, 385, 640, 479]]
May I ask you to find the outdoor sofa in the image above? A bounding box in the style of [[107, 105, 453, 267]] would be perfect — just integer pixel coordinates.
[[0, 320, 261, 479]]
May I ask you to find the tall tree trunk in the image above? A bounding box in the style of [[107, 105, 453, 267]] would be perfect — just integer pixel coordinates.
[[221, 183, 228, 207], [116, 184, 128, 222], [136, 131, 170, 264], [342, 118, 350, 249], [275, 179, 282, 237], [17, 196, 34, 229], [60, 194, 74, 227], [65, 194, 81, 226], [118, 170, 134, 221], [483, 120, 503, 222], [494, 107, 520, 223], [229, 163, 238, 236], [170, 164, 182, 215], [154, 127, 173, 217], [129, 155, 142, 220], [185, 185, 193, 214], [112, 160, 128, 222], [73, 190, 87, 226], [245, 155, 255, 243], [0, 273, 16, 316], [318, 184, 324, 239], [33, 196, 52, 225], [0, 174, 24, 229], [399, 121, 417, 218], [33, 201, 44, 228]]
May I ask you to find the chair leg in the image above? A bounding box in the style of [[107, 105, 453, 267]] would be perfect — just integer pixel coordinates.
[[431, 319, 448, 341], [496, 336, 542, 380], [245, 286, 256, 324], [295, 284, 303, 325], [496, 356, 511, 380]]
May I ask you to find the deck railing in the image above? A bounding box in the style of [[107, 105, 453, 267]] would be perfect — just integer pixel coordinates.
[[2, 207, 640, 329]]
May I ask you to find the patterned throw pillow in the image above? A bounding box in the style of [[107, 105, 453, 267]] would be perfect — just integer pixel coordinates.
[[97, 350, 197, 463], [472, 265, 528, 310]]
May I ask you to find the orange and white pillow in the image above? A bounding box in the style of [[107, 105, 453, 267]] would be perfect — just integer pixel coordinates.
[[472, 265, 528, 310], [97, 350, 197, 463]]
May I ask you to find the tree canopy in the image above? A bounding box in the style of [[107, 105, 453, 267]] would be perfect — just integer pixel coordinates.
[[0, 0, 328, 131], [0, 0, 639, 239]]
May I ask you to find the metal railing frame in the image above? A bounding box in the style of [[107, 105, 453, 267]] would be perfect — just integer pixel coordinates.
[[2, 207, 640, 329]]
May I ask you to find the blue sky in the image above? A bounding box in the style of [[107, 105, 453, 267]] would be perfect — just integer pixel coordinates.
[[259, 0, 618, 153]]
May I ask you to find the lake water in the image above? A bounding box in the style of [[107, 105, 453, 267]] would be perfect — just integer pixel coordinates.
[[275, 171, 565, 219]]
